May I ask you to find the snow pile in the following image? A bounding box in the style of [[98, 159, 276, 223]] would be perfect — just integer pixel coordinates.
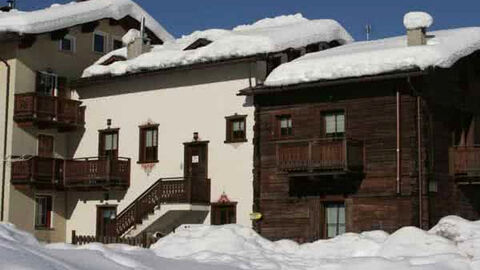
[[404, 12, 434, 30], [3, 216, 480, 269], [82, 14, 353, 78], [122, 29, 141, 45], [0, 0, 173, 42], [264, 27, 480, 86]]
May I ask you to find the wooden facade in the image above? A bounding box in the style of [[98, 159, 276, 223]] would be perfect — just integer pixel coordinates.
[[247, 51, 480, 242]]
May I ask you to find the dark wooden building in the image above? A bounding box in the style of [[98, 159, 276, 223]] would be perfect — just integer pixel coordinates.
[[241, 25, 480, 242]]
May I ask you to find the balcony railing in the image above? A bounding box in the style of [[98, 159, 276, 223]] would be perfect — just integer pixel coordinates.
[[14, 93, 85, 130], [64, 157, 131, 188], [10, 156, 64, 187], [11, 156, 131, 190], [449, 146, 480, 182], [277, 138, 364, 173]]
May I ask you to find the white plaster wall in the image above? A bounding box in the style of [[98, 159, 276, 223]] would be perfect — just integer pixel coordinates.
[[66, 62, 255, 238]]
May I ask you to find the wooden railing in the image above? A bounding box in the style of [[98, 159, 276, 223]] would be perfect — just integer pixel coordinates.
[[11, 156, 130, 189], [449, 146, 480, 179], [111, 177, 211, 237], [64, 157, 131, 188], [10, 156, 63, 186], [277, 138, 364, 172], [14, 93, 85, 128], [71, 230, 157, 248]]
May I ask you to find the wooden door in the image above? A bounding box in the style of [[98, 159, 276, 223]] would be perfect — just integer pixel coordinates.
[[99, 129, 119, 159], [38, 135, 54, 158], [96, 206, 117, 237], [184, 142, 208, 180]]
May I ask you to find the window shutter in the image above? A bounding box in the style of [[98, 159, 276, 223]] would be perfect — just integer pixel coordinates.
[[57, 76, 68, 98], [226, 119, 232, 142], [35, 71, 42, 92]]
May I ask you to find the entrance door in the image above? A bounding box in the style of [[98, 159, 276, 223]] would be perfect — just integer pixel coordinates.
[[96, 206, 117, 237], [38, 135, 54, 158], [184, 141, 208, 180]]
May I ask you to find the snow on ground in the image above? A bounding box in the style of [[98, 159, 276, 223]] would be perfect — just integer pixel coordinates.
[[0, 0, 173, 42], [1, 216, 480, 269], [404, 12, 434, 30], [264, 27, 480, 87], [82, 14, 353, 78]]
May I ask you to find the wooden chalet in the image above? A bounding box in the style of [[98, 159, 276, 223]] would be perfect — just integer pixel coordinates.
[[241, 20, 480, 242]]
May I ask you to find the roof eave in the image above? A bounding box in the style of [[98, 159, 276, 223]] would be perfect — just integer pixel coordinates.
[[239, 69, 429, 96]]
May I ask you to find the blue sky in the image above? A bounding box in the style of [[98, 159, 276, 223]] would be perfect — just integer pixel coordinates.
[[14, 0, 480, 41]]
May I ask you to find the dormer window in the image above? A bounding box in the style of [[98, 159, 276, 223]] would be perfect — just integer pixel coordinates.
[[184, 38, 212, 51]]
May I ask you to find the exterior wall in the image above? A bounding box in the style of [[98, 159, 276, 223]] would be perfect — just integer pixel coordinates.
[[0, 42, 17, 224], [67, 62, 255, 239], [253, 81, 422, 242], [3, 19, 131, 242]]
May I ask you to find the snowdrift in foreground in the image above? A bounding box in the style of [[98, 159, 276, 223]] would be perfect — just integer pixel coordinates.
[[2, 216, 480, 270]]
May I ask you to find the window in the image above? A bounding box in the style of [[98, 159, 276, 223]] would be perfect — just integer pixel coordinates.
[[211, 203, 237, 225], [324, 111, 345, 137], [325, 203, 345, 238], [99, 129, 119, 158], [93, 32, 106, 53], [278, 115, 292, 137], [113, 39, 123, 50], [35, 195, 53, 229], [59, 35, 75, 52], [139, 125, 159, 163], [36, 71, 57, 96], [225, 115, 247, 143]]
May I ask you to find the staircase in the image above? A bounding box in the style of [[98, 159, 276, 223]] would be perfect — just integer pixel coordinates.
[[107, 177, 211, 237]]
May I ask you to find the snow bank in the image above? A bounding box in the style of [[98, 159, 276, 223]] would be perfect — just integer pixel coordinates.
[[82, 14, 353, 78], [404, 12, 434, 30], [2, 216, 480, 269], [264, 27, 480, 87], [0, 0, 173, 42]]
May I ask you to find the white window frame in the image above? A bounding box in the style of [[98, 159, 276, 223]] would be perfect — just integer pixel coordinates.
[[59, 34, 76, 53], [92, 31, 108, 53], [34, 194, 54, 229]]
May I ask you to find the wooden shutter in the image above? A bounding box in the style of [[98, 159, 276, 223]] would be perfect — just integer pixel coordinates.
[[38, 135, 54, 157], [57, 76, 68, 98]]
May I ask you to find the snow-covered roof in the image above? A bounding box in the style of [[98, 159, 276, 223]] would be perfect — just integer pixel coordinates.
[[82, 14, 353, 78], [264, 27, 480, 87], [0, 0, 173, 42]]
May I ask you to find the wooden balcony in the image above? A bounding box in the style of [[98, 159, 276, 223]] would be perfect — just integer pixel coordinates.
[[450, 146, 480, 184], [14, 93, 85, 131], [277, 138, 364, 175], [64, 157, 131, 190], [10, 156, 64, 189], [11, 156, 131, 190]]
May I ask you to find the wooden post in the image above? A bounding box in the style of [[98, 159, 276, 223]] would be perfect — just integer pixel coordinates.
[[71, 230, 77, 245]]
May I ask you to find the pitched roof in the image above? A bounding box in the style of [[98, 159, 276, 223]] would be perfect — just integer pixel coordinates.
[[264, 27, 480, 87], [0, 0, 173, 42], [82, 14, 353, 78]]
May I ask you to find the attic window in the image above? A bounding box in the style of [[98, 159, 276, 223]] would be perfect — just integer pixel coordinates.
[[184, 38, 212, 51]]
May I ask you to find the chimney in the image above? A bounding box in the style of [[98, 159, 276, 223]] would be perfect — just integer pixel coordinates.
[[403, 12, 433, 46], [124, 17, 152, 59]]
